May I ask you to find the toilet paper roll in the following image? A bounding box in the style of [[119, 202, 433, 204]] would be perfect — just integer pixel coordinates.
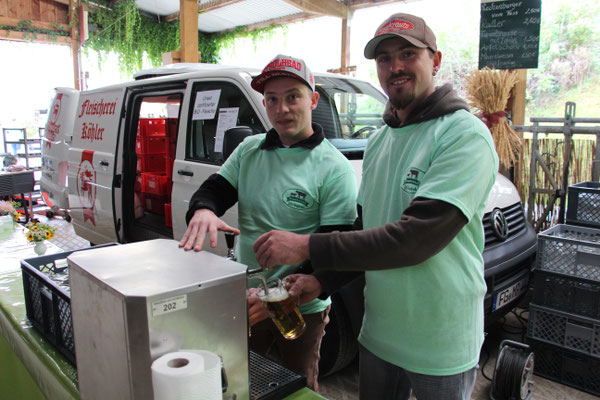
[[152, 350, 222, 400]]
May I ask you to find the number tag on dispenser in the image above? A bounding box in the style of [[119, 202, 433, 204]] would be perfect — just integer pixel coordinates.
[[152, 295, 187, 316]]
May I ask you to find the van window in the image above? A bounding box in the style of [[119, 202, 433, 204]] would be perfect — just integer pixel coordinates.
[[187, 81, 265, 164]]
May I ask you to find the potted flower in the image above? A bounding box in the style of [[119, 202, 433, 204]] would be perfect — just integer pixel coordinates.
[[25, 220, 57, 255], [0, 200, 21, 239]]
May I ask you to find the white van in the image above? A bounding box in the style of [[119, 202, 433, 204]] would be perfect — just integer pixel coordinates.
[[41, 63, 536, 375]]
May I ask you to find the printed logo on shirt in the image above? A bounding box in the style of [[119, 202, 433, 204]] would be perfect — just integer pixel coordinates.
[[402, 167, 424, 194], [282, 189, 315, 210]]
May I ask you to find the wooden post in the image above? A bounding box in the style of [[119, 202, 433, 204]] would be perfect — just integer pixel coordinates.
[[510, 69, 527, 126], [340, 7, 353, 75], [180, 0, 199, 63], [69, 0, 81, 90], [508, 68, 527, 181]]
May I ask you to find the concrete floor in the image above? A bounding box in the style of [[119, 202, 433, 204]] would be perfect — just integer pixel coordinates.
[[318, 305, 598, 400]]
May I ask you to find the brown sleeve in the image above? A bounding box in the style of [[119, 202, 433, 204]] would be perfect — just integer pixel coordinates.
[[308, 197, 468, 271]]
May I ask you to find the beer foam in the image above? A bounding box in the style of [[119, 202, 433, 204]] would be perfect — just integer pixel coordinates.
[[260, 286, 289, 302]]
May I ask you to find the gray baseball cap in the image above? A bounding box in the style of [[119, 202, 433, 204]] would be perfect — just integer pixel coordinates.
[[251, 54, 315, 93], [364, 13, 437, 59]]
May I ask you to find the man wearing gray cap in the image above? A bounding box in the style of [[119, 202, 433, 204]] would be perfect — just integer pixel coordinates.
[[253, 14, 499, 399], [179, 54, 357, 391]]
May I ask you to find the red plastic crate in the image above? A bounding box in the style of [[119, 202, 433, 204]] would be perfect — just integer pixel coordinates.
[[141, 193, 167, 215], [136, 135, 167, 154], [141, 172, 171, 196], [138, 118, 166, 137], [137, 154, 166, 173], [166, 118, 178, 141], [165, 156, 174, 178], [164, 203, 172, 227], [134, 174, 142, 191]]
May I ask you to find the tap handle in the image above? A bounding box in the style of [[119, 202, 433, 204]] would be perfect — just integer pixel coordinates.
[[224, 231, 236, 249]]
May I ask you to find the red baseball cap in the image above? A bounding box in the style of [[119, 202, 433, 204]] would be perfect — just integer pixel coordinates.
[[251, 54, 315, 93], [364, 13, 437, 59]]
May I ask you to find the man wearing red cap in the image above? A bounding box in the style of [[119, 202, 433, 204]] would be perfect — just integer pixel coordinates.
[[179, 54, 357, 391], [253, 14, 499, 399]]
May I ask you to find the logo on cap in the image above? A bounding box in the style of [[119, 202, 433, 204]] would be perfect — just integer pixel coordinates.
[[377, 19, 415, 35], [263, 58, 303, 73]]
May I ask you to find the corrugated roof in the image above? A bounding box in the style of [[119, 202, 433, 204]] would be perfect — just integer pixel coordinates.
[[197, 0, 302, 32]]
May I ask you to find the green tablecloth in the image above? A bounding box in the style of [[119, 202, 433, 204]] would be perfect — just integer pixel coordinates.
[[0, 271, 79, 399], [0, 230, 327, 400]]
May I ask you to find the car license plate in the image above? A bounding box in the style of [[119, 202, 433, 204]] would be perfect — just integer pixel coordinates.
[[492, 277, 528, 311]]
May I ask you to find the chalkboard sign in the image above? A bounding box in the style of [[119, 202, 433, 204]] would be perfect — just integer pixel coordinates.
[[479, 0, 542, 70]]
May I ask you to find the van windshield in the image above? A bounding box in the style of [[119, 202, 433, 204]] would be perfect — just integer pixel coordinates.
[[312, 76, 387, 159]]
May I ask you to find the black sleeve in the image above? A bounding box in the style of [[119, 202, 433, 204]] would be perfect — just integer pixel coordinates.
[[185, 174, 238, 224], [309, 197, 468, 271], [313, 205, 364, 298], [295, 221, 355, 275]]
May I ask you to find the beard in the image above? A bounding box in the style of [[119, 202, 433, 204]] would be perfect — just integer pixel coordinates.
[[385, 73, 415, 110]]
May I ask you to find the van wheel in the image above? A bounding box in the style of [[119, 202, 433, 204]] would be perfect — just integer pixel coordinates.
[[319, 294, 358, 377]]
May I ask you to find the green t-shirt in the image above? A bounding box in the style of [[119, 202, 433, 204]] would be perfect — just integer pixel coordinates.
[[357, 110, 499, 375], [219, 133, 357, 314]]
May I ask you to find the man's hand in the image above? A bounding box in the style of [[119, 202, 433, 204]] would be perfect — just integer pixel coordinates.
[[247, 288, 269, 327], [283, 274, 323, 305], [179, 209, 240, 251], [253, 230, 310, 270]]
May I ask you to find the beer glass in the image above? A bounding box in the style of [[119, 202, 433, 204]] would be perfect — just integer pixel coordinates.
[[256, 278, 306, 340]]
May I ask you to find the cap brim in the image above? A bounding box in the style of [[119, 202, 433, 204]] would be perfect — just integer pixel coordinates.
[[251, 70, 313, 93], [364, 33, 429, 59]]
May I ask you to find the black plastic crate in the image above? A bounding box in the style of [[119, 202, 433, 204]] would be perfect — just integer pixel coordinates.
[[533, 269, 600, 320], [20, 244, 117, 364], [527, 303, 600, 359], [531, 339, 600, 396], [536, 224, 600, 282], [567, 181, 600, 229]]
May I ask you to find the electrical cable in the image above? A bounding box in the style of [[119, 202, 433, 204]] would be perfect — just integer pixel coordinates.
[[479, 344, 494, 381], [490, 342, 534, 400]]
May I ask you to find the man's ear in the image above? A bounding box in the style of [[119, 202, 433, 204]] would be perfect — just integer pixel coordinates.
[[433, 50, 442, 72], [310, 91, 320, 111]]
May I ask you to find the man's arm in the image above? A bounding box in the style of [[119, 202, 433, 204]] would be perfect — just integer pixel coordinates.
[[185, 173, 238, 222], [179, 174, 240, 251], [254, 197, 467, 271]]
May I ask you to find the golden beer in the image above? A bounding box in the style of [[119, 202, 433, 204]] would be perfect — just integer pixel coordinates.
[[257, 282, 306, 340]]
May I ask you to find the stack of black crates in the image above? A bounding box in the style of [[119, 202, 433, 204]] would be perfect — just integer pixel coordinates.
[[527, 181, 600, 396]]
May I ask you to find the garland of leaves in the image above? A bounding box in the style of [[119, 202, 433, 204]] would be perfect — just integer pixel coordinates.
[[84, 0, 280, 76]]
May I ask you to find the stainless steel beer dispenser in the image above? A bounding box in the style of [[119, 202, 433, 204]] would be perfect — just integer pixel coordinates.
[[68, 239, 249, 400]]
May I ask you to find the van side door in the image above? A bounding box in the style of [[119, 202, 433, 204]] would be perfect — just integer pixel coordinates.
[[68, 88, 126, 244], [171, 78, 268, 256]]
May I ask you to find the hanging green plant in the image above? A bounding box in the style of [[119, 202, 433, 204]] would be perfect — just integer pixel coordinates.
[[0, 20, 69, 43], [83, 0, 281, 77]]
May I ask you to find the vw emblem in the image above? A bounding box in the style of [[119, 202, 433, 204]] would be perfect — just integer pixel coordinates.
[[491, 208, 509, 241]]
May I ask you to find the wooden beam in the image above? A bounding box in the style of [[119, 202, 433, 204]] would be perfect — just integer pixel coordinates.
[[280, 0, 346, 18], [69, 0, 80, 90], [0, 16, 69, 32], [341, 7, 353, 75], [52, 0, 70, 5], [0, 29, 70, 44], [199, 0, 244, 13], [180, 0, 199, 62], [349, 0, 404, 10]]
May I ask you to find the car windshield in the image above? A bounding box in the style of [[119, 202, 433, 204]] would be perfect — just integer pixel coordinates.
[[313, 76, 387, 159]]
